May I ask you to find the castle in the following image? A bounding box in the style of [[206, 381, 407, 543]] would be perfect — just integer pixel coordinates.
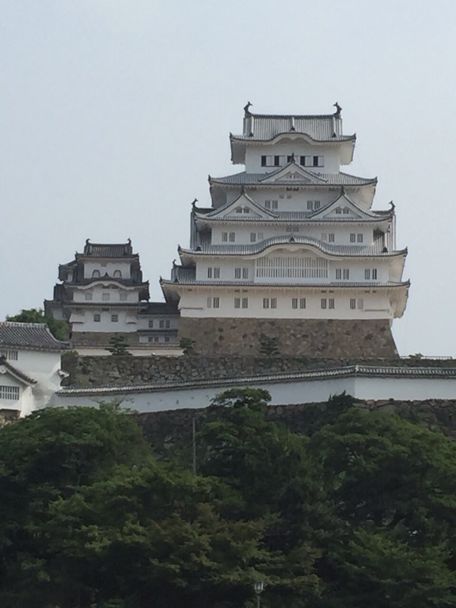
[[46, 104, 409, 358]]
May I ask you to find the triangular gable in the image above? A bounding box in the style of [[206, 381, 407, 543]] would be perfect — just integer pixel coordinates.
[[0, 359, 36, 386], [198, 192, 277, 220], [259, 162, 328, 185], [310, 192, 379, 220]]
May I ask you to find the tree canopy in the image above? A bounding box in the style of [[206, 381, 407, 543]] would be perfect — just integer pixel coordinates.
[[0, 393, 454, 607]]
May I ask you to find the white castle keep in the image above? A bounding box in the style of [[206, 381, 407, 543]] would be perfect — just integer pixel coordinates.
[[46, 104, 409, 358]]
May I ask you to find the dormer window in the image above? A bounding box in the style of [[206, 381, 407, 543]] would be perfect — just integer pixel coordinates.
[[92, 269, 100, 278], [343, 207, 350, 215], [236, 207, 242, 213], [113, 270, 122, 278]]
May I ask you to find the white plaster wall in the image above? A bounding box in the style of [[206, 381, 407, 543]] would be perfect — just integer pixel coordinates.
[[178, 287, 393, 319], [52, 376, 456, 413], [83, 261, 132, 279], [210, 223, 376, 246], [70, 308, 139, 332], [244, 142, 341, 174], [195, 253, 392, 284], [14, 350, 63, 411]]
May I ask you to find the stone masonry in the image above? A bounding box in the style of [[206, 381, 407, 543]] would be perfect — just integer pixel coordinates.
[[178, 318, 398, 358]]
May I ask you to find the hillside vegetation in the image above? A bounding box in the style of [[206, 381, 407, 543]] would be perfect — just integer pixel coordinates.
[[0, 391, 455, 607]]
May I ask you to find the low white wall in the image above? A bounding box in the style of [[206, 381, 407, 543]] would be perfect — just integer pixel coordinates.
[[52, 375, 456, 413]]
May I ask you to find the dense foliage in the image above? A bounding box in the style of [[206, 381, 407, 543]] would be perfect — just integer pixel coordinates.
[[0, 393, 455, 607], [7, 308, 69, 341]]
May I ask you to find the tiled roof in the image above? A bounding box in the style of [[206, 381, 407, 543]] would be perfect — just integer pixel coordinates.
[[57, 365, 456, 396], [236, 113, 354, 142], [81, 239, 136, 258], [138, 302, 179, 316], [210, 170, 376, 186], [0, 322, 69, 352], [179, 235, 407, 258], [0, 356, 37, 385]]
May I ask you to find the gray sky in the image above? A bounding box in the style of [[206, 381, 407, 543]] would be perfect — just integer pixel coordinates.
[[1, 0, 455, 356]]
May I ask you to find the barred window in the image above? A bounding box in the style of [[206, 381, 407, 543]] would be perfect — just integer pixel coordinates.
[[256, 255, 328, 279], [0, 350, 18, 361], [0, 385, 20, 400]]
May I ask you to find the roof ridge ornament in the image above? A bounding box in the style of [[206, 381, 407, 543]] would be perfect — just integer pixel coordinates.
[[333, 101, 342, 117], [191, 198, 198, 209], [244, 101, 252, 117]]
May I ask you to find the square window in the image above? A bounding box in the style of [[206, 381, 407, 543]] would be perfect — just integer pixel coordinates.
[[159, 320, 165, 328], [350, 298, 356, 309], [265, 200, 271, 209], [271, 200, 278, 209], [292, 298, 298, 309], [343, 269, 350, 280], [234, 297, 241, 309], [300, 297, 306, 309], [336, 269, 342, 280], [250, 233, 257, 243], [85, 292, 93, 301], [235, 206, 242, 213], [229, 232, 235, 242], [261, 156, 267, 167], [321, 299, 327, 309], [214, 267, 220, 278], [234, 268, 241, 279], [242, 297, 248, 309], [274, 155, 280, 166], [343, 207, 350, 214], [263, 298, 270, 309], [300, 155, 306, 166], [271, 298, 277, 309], [365, 269, 371, 280], [314, 201, 321, 209], [350, 233, 356, 243], [242, 268, 249, 279], [207, 267, 213, 278], [213, 297, 220, 309], [94, 313, 101, 322], [148, 320, 154, 328], [329, 298, 335, 309], [328, 233, 335, 243], [357, 233, 364, 243], [372, 268, 378, 280], [307, 201, 313, 210], [111, 314, 118, 322], [257, 232, 264, 241], [222, 232, 228, 242], [165, 336, 170, 343]]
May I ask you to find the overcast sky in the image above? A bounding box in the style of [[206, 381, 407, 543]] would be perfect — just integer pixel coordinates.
[[1, 0, 455, 356]]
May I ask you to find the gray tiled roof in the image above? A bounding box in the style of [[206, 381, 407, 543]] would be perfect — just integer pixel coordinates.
[[0, 322, 69, 352], [210, 171, 376, 187], [179, 235, 406, 258], [236, 113, 354, 142], [81, 240, 136, 258]]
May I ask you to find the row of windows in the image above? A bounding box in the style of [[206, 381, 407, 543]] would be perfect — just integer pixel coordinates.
[[85, 292, 129, 301], [219, 232, 365, 244], [91, 269, 123, 278], [0, 385, 20, 400], [0, 350, 18, 361], [261, 155, 324, 168], [204, 297, 365, 310], [148, 319, 171, 329], [206, 266, 379, 281]]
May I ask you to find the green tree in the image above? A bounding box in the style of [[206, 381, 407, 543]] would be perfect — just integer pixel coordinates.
[[7, 308, 69, 341], [107, 335, 131, 356]]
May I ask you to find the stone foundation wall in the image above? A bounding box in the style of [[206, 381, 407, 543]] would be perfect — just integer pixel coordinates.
[[178, 318, 398, 358], [71, 332, 141, 347], [0, 409, 20, 427]]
